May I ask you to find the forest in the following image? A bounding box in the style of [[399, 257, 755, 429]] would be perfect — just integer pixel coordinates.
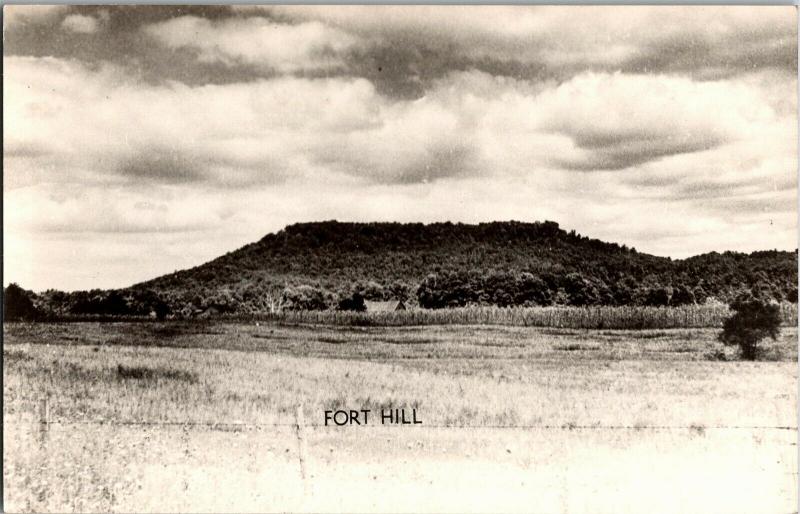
[[4, 221, 797, 320]]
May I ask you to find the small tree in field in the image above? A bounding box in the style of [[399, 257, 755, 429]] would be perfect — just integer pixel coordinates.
[[719, 297, 781, 360]]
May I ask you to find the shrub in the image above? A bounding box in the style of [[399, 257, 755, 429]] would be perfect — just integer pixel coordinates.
[[116, 364, 198, 383], [719, 297, 781, 360]]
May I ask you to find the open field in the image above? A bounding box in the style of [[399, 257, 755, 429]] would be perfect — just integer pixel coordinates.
[[3, 321, 798, 512]]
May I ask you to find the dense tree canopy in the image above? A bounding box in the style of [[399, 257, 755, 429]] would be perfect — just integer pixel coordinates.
[[13, 221, 798, 317]]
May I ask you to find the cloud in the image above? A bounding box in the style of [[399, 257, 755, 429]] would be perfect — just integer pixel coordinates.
[[5, 6, 794, 97], [3, 5, 66, 29], [267, 5, 796, 78], [61, 14, 100, 34], [5, 183, 223, 236], [534, 73, 774, 170], [115, 147, 207, 184], [143, 15, 358, 73], [3, 56, 485, 188], [4, 56, 791, 189], [3, 14, 797, 291]]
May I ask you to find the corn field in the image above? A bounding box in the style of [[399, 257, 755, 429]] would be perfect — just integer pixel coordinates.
[[37, 303, 798, 330], [243, 303, 798, 330]]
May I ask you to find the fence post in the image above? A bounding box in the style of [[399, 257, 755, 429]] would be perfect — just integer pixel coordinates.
[[294, 405, 310, 495], [38, 398, 49, 445], [37, 397, 50, 509]]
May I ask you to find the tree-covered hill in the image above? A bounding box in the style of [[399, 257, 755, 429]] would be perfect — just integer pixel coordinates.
[[9, 220, 797, 318]]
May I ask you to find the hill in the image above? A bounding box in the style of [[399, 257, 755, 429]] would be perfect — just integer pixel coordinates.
[[11, 220, 798, 318]]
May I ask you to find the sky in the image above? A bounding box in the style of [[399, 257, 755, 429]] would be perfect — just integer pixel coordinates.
[[3, 5, 798, 291]]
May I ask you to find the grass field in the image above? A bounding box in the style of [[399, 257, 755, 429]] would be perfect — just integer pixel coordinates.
[[3, 321, 797, 513]]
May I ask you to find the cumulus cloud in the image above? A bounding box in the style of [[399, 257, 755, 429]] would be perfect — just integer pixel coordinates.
[[143, 16, 358, 73], [2, 6, 797, 290], [533, 73, 775, 170], [61, 14, 100, 34], [4, 57, 484, 187], [5, 55, 793, 191]]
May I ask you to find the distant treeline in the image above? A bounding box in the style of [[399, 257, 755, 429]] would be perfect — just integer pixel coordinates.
[[3, 221, 798, 320], [3, 283, 171, 321]]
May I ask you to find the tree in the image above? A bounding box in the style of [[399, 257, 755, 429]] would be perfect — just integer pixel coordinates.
[[611, 276, 638, 305], [692, 285, 709, 305], [338, 291, 366, 311], [128, 289, 170, 319], [719, 297, 781, 360], [3, 283, 41, 321], [103, 291, 130, 315], [416, 271, 481, 309], [263, 287, 286, 313], [282, 285, 330, 310], [644, 286, 672, 307], [359, 281, 386, 300], [416, 274, 443, 309], [151, 298, 170, 320], [387, 281, 413, 302], [670, 285, 696, 306], [515, 272, 551, 306], [562, 273, 599, 306]]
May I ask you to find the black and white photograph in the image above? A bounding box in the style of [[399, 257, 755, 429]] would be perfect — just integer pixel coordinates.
[[2, 4, 798, 513]]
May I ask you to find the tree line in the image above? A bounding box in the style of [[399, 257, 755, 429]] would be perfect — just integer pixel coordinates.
[[3, 221, 797, 319], [4, 268, 797, 321]]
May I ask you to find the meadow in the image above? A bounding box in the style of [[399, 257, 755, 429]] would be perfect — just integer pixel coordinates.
[[3, 321, 798, 512]]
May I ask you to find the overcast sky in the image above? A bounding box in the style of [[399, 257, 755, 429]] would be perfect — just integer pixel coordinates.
[[3, 5, 797, 291]]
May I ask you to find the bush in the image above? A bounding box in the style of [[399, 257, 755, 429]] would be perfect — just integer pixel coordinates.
[[719, 297, 781, 360]]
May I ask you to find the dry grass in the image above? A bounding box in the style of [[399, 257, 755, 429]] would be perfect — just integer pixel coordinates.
[[3, 321, 797, 512], [3, 322, 796, 426]]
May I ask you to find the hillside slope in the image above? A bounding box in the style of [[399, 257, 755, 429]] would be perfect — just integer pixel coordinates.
[[131, 220, 795, 313], [15, 220, 796, 317]]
